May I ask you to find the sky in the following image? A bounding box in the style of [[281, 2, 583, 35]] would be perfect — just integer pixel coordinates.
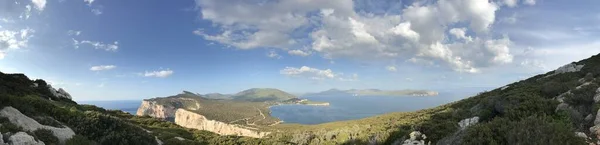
[[1, 0, 600, 101]]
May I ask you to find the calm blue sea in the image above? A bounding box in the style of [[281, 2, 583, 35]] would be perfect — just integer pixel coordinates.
[[79, 100, 142, 115], [79, 91, 474, 125]]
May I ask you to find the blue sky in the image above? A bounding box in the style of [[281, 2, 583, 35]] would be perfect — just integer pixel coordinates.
[[1, 0, 600, 101]]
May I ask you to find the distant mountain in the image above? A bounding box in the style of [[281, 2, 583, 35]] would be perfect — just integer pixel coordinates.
[[231, 88, 297, 102], [305, 88, 438, 97], [203, 93, 232, 100]]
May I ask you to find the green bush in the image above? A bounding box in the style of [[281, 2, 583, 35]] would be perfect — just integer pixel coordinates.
[[33, 129, 59, 145], [66, 135, 95, 145], [0, 117, 23, 133]]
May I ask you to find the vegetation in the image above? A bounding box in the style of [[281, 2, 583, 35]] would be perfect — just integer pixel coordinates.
[[33, 129, 59, 145], [6, 54, 600, 144], [231, 88, 297, 102]]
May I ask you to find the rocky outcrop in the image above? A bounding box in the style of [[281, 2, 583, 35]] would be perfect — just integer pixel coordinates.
[[174, 137, 185, 141], [0, 132, 3, 145], [594, 87, 600, 103], [174, 109, 270, 138], [136, 100, 176, 119], [0, 107, 75, 144], [398, 131, 430, 145], [554, 63, 584, 74], [8, 132, 45, 145], [458, 116, 479, 130], [155, 136, 163, 145], [47, 85, 71, 100]]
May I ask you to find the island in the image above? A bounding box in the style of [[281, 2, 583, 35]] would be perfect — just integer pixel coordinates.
[[304, 88, 439, 97]]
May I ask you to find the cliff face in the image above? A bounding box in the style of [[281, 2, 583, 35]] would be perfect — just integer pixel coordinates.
[[136, 99, 270, 138], [174, 109, 270, 138], [136, 100, 176, 119]]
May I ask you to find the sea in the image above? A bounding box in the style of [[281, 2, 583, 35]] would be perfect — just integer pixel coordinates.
[[80, 91, 475, 125]]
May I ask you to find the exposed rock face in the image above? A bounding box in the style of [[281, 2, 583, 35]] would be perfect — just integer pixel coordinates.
[[0, 107, 75, 144], [0, 132, 3, 145], [500, 86, 509, 90], [174, 137, 185, 141], [47, 85, 72, 100], [136, 100, 176, 119], [174, 109, 270, 138], [8, 132, 45, 145], [589, 109, 600, 143], [400, 131, 429, 145], [554, 63, 584, 74], [458, 116, 479, 130], [594, 87, 600, 103], [155, 136, 163, 145], [575, 132, 588, 138]]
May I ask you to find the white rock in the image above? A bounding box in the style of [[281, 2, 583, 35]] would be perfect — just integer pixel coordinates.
[[174, 108, 270, 138], [8, 132, 45, 145], [575, 132, 587, 138], [47, 85, 72, 100], [0, 107, 75, 144], [0, 132, 3, 145], [155, 136, 163, 145], [554, 63, 584, 74], [401, 131, 427, 145], [595, 87, 600, 103], [174, 137, 185, 141], [595, 108, 600, 126], [458, 116, 479, 130]]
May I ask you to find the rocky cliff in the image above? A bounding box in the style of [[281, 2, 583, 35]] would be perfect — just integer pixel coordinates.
[[174, 109, 270, 138], [136, 100, 176, 119]]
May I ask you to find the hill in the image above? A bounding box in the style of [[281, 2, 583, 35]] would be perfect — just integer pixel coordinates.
[[7, 53, 600, 144], [200, 88, 296, 102], [305, 88, 439, 97]]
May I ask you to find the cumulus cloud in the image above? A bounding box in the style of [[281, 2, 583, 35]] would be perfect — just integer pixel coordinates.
[[194, 0, 519, 73], [73, 39, 118, 51], [280, 66, 359, 81], [267, 50, 282, 59], [68, 30, 81, 36], [386, 66, 397, 72], [84, 0, 95, 5], [288, 49, 311, 57], [31, 0, 46, 11], [523, 0, 536, 5], [0, 28, 35, 59], [90, 65, 116, 71], [143, 69, 174, 78]]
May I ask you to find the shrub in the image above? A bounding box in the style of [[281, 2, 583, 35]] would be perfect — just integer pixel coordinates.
[[33, 129, 59, 145], [0, 117, 23, 133], [66, 135, 95, 145]]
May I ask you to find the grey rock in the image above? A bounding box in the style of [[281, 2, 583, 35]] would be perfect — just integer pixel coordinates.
[[401, 131, 428, 145], [555, 63, 584, 74], [500, 86, 509, 90], [595, 109, 600, 126], [8, 132, 45, 145], [586, 114, 594, 122], [174, 137, 185, 141], [575, 132, 587, 138], [0, 132, 3, 145], [595, 87, 600, 103], [155, 136, 163, 145], [458, 117, 479, 130], [47, 85, 72, 100], [0, 107, 75, 144], [555, 103, 571, 112]]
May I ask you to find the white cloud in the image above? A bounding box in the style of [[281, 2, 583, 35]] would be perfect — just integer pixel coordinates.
[[288, 49, 311, 57], [267, 50, 282, 59], [84, 0, 95, 5], [144, 69, 174, 78], [0, 28, 35, 59], [280, 66, 336, 80], [90, 65, 116, 71], [523, 0, 536, 5], [91, 8, 102, 15], [503, 0, 518, 7], [68, 30, 81, 36], [386, 66, 397, 72], [195, 0, 517, 73], [74, 40, 118, 51], [31, 0, 46, 11]]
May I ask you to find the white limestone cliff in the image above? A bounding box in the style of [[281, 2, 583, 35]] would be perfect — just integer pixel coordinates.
[[136, 100, 176, 119], [174, 109, 270, 138], [0, 107, 75, 144]]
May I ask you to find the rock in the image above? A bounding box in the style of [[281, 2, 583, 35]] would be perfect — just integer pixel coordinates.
[[0, 107, 75, 144], [575, 132, 587, 138], [8, 132, 45, 145], [174, 137, 185, 141], [576, 82, 592, 90], [554, 63, 584, 74], [47, 85, 72, 100], [155, 136, 163, 145], [174, 109, 270, 138], [458, 116, 479, 130], [595, 109, 600, 126], [555, 103, 571, 112], [556, 91, 572, 103], [500, 86, 509, 90], [401, 131, 428, 145], [586, 114, 594, 122], [0, 132, 3, 145], [136, 100, 176, 119], [595, 87, 600, 103]]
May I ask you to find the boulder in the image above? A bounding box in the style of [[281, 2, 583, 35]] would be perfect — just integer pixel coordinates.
[[0, 107, 75, 144], [595, 109, 600, 126], [174, 137, 185, 141], [458, 117, 479, 130], [586, 114, 594, 122], [47, 85, 72, 100], [575, 132, 587, 139], [0, 132, 3, 145], [8, 132, 45, 145], [594, 87, 600, 103], [401, 131, 429, 145]]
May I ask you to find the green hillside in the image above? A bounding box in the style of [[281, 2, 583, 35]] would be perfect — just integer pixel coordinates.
[[231, 88, 297, 102], [6, 53, 600, 144]]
